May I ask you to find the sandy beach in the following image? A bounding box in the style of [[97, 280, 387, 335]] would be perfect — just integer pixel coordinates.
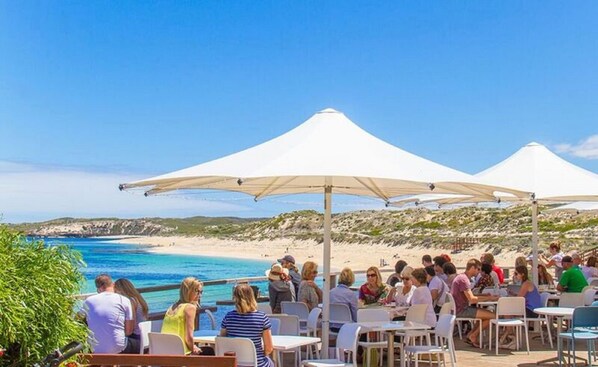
[[114, 235, 526, 273]]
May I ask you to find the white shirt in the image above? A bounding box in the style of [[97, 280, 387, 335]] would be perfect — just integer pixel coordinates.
[[411, 286, 437, 328], [428, 275, 448, 306], [83, 292, 133, 353], [394, 285, 415, 306]]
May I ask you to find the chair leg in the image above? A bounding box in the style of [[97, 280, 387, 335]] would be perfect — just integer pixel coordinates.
[[545, 316, 553, 349], [524, 324, 530, 355]]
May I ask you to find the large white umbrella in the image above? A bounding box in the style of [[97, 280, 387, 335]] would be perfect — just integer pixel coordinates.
[[120, 108, 527, 355], [392, 142, 598, 284]]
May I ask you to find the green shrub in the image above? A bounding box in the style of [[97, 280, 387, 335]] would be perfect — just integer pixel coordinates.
[[0, 226, 88, 366]]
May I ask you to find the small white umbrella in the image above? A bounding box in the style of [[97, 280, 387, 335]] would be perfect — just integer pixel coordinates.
[[391, 142, 598, 284], [120, 108, 527, 355]]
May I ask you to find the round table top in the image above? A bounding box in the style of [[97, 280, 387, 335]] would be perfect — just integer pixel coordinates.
[[533, 306, 574, 317]]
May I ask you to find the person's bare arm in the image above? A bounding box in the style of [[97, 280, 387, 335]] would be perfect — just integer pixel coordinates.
[[463, 289, 498, 304], [184, 304, 200, 354], [557, 283, 566, 292], [262, 328, 274, 356], [220, 328, 227, 337], [430, 289, 439, 302]]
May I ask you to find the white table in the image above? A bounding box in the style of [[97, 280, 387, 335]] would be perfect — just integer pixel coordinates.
[[359, 320, 431, 367], [533, 307, 581, 366], [193, 333, 321, 366]]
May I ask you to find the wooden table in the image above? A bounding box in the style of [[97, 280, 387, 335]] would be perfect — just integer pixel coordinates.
[[358, 320, 431, 367]]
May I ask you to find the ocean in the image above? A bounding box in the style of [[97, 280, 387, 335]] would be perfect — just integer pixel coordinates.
[[45, 237, 273, 328]]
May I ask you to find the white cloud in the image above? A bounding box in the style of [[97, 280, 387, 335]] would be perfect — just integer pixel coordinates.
[[0, 161, 251, 223], [555, 135, 598, 159]]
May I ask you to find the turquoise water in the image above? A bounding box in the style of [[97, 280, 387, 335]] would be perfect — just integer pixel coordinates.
[[44, 237, 272, 328]]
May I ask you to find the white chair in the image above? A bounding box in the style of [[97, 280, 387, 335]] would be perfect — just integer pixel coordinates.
[[282, 301, 310, 328], [404, 314, 456, 367], [330, 303, 353, 335], [399, 304, 432, 346], [450, 292, 483, 348], [559, 292, 585, 308], [140, 319, 164, 354], [438, 301, 453, 316], [269, 317, 281, 335], [269, 314, 300, 367], [302, 323, 361, 367], [488, 297, 530, 355], [215, 336, 258, 367], [582, 286, 597, 306], [300, 308, 322, 359], [357, 309, 390, 367], [258, 303, 273, 314], [148, 332, 186, 355]]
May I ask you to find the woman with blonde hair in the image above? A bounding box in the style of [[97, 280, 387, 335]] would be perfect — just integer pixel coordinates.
[[298, 261, 323, 310], [221, 284, 274, 367], [161, 277, 204, 355], [114, 278, 149, 342], [359, 266, 389, 306], [330, 267, 358, 322]]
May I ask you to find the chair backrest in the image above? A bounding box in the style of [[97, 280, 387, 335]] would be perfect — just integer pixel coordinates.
[[330, 303, 353, 323], [559, 292, 585, 308], [335, 323, 361, 364], [148, 332, 186, 355], [205, 309, 217, 330], [269, 317, 281, 335], [257, 303, 273, 314], [540, 292, 552, 307], [357, 308, 389, 322], [445, 293, 457, 315], [438, 301, 453, 316], [281, 301, 309, 321], [435, 314, 456, 339], [215, 336, 257, 367], [589, 278, 598, 287], [582, 287, 597, 306], [496, 296, 526, 318], [572, 306, 598, 329], [307, 307, 322, 330], [138, 320, 152, 354], [268, 314, 299, 335], [405, 304, 428, 323]]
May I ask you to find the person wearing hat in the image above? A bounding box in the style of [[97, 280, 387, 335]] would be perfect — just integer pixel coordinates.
[[278, 254, 300, 295], [557, 255, 588, 293], [266, 263, 294, 313]]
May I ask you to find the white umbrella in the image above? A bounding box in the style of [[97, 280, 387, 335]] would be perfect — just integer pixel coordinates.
[[120, 108, 527, 355], [391, 142, 598, 284]]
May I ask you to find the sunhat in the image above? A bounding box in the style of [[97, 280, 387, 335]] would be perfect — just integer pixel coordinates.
[[266, 263, 289, 281], [277, 254, 296, 264]]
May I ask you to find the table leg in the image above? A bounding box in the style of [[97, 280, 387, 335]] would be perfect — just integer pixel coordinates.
[[386, 331, 395, 367], [535, 316, 587, 366]]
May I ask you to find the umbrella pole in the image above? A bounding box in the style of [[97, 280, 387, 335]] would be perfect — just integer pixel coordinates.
[[531, 200, 539, 286], [321, 185, 332, 358]]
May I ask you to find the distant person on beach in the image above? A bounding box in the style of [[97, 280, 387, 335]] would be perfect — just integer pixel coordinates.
[[541, 241, 565, 280], [161, 277, 206, 355], [80, 274, 137, 354], [266, 263, 294, 313], [422, 254, 433, 267], [221, 284, 274, 367], [298, 261, 323, 310], [557, 256, 588, 293], [386, 260, 408, 287], [278, 254, 300, 295], [359, 266, 389, 306], [330, 267, 358, 322], [114, 278, 149, 344]]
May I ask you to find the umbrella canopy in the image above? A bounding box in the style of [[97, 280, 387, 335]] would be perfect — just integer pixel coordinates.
[[120, 108, 527, 355], [391, 142, 598, 284]]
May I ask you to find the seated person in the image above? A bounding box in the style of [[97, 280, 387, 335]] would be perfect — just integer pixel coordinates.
[[386, 260, 408, 287], [557, 256, 588, 293], [475, 263, 496, 291], [451, 259, 499, 348], [359, 266, 390, 306], [298, 261, 323, 310], [330, 267, 358, 322], [410, 268, 437, 328]]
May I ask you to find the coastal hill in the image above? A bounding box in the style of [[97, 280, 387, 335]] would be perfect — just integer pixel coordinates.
[[10, 205, 598, 253]]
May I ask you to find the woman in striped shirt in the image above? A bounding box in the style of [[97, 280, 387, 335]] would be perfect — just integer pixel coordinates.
[[220, 284, 274, 367]]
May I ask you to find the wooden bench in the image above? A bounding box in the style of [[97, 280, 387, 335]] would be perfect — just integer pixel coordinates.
[[80, 353, 236, 366]]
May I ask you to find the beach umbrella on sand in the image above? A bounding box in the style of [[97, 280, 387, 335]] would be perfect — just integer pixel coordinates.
[[391, 142, 598, 285], [119, 108, 527, 356]]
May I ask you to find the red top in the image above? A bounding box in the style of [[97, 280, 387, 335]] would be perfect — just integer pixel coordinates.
[[492, 264, 504, 284]]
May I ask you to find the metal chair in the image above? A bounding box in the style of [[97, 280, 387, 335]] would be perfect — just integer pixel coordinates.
[[404, 314, 456, 367], [215, 336, 258, 367], [302, 323, 361, 367], [488, 296, 529, 355], [557, 306, 598, 367]]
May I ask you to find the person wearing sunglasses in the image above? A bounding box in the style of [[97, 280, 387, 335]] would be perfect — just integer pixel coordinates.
[[161, 277, 205, 355], [386, 266, 415, 307], [359, 266, 390, 306]]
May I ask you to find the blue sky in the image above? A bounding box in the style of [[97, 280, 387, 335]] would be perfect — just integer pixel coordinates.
[[1, 1, 597, 223]]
